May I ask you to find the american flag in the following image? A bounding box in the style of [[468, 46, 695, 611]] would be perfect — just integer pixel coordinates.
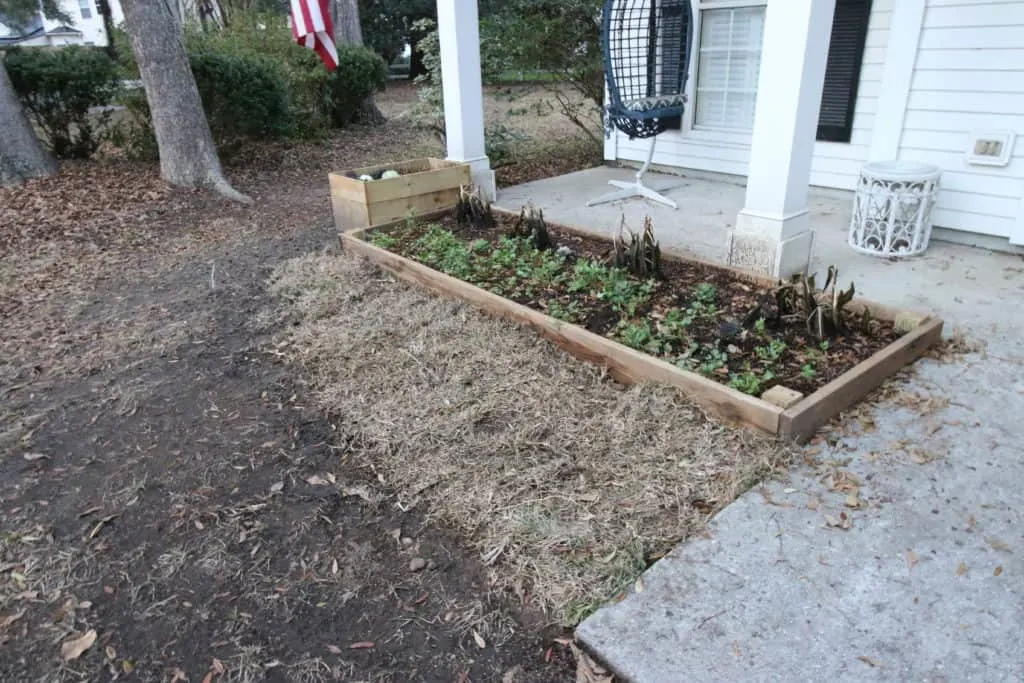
[[290, 0, 339, 72]]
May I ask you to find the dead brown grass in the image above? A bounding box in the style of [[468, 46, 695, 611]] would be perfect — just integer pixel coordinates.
[[264, 252, 796, 626]]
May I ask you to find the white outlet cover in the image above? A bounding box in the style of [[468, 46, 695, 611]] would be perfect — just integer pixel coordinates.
[[965, 129, 1016, 167]]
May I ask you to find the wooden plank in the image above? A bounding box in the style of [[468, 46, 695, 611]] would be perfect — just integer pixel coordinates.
[[365, 164, 471, 204], [778, 316, 944, 444], [366, 188, 464, 228], [341, 228, 783, 436]]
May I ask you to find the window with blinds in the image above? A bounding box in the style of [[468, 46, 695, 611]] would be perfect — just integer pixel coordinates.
[[694, 6, 766, 131], [690, 0, 871, 142], [79, 0, 92, 19]]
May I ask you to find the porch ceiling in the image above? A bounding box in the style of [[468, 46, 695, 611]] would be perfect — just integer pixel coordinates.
[[495, 166, 1024, 331]]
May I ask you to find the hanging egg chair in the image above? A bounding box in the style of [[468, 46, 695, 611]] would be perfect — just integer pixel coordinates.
[[588, 0, 694, 209]]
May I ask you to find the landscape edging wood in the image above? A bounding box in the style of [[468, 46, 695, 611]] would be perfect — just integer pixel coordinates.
[[338, 210, 944, 443]]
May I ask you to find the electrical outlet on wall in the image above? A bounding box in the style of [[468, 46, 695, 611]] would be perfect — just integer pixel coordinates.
[[965, 130, 1015, 167]]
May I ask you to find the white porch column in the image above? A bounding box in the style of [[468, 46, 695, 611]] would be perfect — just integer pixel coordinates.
[[726, 0, 837, 278], [436, 0, 496, 201]]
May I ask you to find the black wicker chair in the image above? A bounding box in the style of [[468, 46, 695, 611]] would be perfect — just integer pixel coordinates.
[[588, 0, 694, 209]]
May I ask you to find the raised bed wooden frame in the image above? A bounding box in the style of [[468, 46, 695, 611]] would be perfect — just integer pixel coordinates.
[[339, 207, 944, 444], [328, 158, 472, 232]]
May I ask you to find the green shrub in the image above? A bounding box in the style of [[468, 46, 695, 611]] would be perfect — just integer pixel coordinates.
[[4, 45, 121, 159], [185, 13, 335, 138], [327, 44, 387, 126], [188, 48, 293, 148]]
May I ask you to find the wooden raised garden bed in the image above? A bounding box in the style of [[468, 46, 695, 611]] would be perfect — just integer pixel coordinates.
[[339, 206, 943, 443], [328, 157, 471, 231]]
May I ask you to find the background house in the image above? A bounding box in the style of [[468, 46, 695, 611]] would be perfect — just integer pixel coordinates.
[[604, 0, 1024, 252], [0, 0, 123, 47]]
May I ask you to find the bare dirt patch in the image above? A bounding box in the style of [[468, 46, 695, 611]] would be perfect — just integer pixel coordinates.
[[263, 251, 796, 626], [0, 91, 603, 681]]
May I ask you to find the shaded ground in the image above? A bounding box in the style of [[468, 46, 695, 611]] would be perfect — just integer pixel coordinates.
[[0, 84, 599, 682]]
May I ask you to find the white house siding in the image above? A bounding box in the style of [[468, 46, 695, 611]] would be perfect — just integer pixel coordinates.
[[610, 0, 892, 190], [895, 0, 1024, 239]]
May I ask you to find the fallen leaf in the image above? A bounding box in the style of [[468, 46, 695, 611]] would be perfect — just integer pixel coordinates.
[[306, 475, 329, 486], [858, 655, 881, 667], [269, 481, 284, 493], [824, 512, 852, 530], [122, 660, 134, 673], [105, 645, 116, 660], [61, 629, 97, 661], [994, 565, 1003, 576], [349, 641, 375, 650], [845, 492, 861, 508], [201, 674, 213, 683], [905, 550, 919, 571], [77, 506, 102, 518], [326, 644, 342, 654], [806, 495, 821, 511], [985, 537, 1011, 552], [634, 577, 644, 593], [169, 668, 188, 683], [956, 562, 968, 576], [472, 630, 486, 649], [211, 658, 225, 674], [22, 452, 48, 461], [0, 610, 24, 628]]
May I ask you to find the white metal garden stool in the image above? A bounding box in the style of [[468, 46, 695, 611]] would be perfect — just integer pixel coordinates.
[[848, 161, 942, 257]]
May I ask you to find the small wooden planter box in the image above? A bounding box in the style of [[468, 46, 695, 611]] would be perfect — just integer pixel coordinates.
[[340, 209, 944, 444], [328, 158, 471, 232]]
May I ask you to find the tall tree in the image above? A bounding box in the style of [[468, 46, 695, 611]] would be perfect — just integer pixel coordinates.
[[119, 0, 251, 202], [0, 63, 58, 187], [335, 0, 385, 124], [0, 0, 64, 186]]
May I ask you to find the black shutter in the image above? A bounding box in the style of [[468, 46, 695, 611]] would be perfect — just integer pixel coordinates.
[[817, 0, 872, 142], [652, 1, 688, 130]]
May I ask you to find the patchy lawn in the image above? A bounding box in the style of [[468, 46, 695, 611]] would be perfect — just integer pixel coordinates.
[[0, 80, 792, 682]]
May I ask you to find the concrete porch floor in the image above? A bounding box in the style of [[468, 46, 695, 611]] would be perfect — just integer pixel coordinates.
[[495, 166, 1024, 332], [496, 167, 1024, 681]]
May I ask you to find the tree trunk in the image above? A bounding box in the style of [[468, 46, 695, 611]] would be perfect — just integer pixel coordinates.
[[0, 63, 57, 188], [335, 0, 386, 125], [119, 0, 251, 202]]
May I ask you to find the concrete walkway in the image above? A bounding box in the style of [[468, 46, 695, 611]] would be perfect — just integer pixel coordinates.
[[497, 168, 1024, 681]]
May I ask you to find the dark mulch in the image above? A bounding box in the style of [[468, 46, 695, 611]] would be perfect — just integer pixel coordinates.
[[369, 211, 902, 398]]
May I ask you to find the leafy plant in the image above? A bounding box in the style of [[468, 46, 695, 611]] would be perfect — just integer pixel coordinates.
[[568, 260, 609, 293], [600, 275, 654, 317], [509, 204, 551, 250], [617, 321, 657, 352], [371, 232, 398, 249], [728, 369, 773, 396], [548, 299, 582, 322], [774, 266, 856, 340], [801, 363, 817, 379], [694, 282, 717, 306], [610, 216, 662, 279], [456, 184, 497, 231], [693, 346, 729, 376], [755, 339, 787, 363]]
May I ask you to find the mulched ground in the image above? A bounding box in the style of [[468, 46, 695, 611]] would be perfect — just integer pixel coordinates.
[[369, 211, 902, 397], [0, 93, 598, 682]]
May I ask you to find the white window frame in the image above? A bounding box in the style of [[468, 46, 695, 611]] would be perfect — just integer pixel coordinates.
[[672, 0, 767, 148]]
